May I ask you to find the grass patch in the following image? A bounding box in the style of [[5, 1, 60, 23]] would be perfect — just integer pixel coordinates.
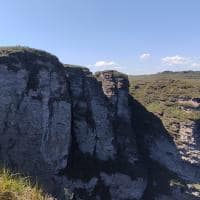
[[0, 168, 51, 200]]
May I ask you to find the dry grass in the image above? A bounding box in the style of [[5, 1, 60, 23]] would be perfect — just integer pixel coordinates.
[[0, 168, 52, 200]]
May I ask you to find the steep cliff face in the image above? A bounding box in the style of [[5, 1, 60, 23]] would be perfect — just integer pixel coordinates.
[[0, 47, 199, 200], [62, 67, 147, 200], [0, 48, 72, 194]]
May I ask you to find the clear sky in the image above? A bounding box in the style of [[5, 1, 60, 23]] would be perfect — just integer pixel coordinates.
[[0, 0, 200, 74]]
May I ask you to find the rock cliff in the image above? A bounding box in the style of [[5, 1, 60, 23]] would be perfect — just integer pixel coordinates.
[[0, 47, 199, 200]]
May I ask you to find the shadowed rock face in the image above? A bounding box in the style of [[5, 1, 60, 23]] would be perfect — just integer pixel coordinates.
[[63, 67, 147, 200], [0, 48, 199, 200], [131, 99, 200, 200]]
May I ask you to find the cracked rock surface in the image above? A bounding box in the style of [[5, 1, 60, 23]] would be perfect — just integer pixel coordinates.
[[0, 47, 199, 200]]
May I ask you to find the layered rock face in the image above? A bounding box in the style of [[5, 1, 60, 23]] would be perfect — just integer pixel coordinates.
[[0, 47, 199, 200]]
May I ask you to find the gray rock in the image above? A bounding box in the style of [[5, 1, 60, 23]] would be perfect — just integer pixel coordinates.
[[0, 48, 71, 195], [0, 47, 199, 200], [100, 172, 147, 200]]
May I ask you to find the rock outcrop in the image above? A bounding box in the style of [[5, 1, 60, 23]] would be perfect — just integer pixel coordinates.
[[62, 68, 147, 200], [0, 47, 199, 200], [0, 47, 72, 194]]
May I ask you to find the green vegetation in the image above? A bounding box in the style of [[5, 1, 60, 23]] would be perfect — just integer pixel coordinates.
[[0, 46, 57, 59], [129, 71, 200, 134], [0, 168, 51, 200]]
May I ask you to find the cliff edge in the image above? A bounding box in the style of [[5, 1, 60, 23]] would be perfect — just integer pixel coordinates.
[[0, 47, 199, 200]]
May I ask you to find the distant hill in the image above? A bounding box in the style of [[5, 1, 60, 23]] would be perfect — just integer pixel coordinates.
[[157, 70, 200, 78], [158, 70, 200, 74], [130, 70, 200, 80]]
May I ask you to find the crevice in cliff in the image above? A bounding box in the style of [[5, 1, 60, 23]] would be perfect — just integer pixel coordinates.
[[2, 104, 10, 134], [26, 68, 40, 92]]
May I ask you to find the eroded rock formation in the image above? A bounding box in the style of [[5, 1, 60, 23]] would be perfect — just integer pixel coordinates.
[[0, 47, 199, 200]]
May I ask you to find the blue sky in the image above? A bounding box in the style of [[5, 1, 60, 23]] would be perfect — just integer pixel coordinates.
[[0, 0, 200, 74]]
